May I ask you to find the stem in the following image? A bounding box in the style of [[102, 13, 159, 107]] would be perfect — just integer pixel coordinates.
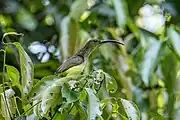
[[2, 48, 13, 119], [166, 42, 180, 60], [107, 112, 112, 120], [2, 32, 24, 44], [17, 100, 42, 120], [13, 96, 21, 116], [51, 104, 62, 119], [68, 103, 75, 114]]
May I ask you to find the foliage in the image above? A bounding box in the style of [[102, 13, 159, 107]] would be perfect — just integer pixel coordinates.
[[0, 0, 180, 120], [0, 37, 139, 119]]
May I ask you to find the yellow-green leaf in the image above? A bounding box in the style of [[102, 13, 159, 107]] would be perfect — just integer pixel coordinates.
[[6, 65, 20, 86], [14, 42, 34, 96]]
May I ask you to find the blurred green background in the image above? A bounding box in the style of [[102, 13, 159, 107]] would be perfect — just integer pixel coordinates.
[[0, 0, 180, 119]]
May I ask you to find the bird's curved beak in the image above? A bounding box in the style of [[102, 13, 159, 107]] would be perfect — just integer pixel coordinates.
[[101, 40, 124, 45]]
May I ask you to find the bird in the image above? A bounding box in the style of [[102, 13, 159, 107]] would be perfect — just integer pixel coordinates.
[[54, 38, 124, 75]]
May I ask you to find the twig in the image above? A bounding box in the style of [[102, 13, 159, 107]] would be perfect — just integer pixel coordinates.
[[16, 100, 42, 120], [2, 48, 13, 119], [51, 104, 62, 120]]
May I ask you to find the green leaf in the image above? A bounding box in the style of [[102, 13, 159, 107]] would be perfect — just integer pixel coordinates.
[[70, 0, 88, 21], [112, 0, 128, 28], [54, 75, 82, 86], [149, 112, 164, 120], [6, 65, 20, 86], [14, 42, 34, 96], [61, 84, 80, 103], [6, 65, 23, 92], [100, 98, 111, 110], [79, 89, 87, 101], [112, 102, 119, 118], [75, 103, 87, 120], [16, 7, 38, 31], [0, 113, 4, 120], [161, 51, 177, 117], [161, 52, 177, 93], [104, 72, 118, 93], [120, 98, 140, 120], [93, 70, 118, 93], [29, 75, 81, 116], [86, 88, 102, 120], [28, 75, 59, 100], [53, 112, 67, 120], [41, 85, 61, 115], [60, 16, 80, 59], [168, 26, 180, 57], [140, 38, 162, 86], [60, 16, 71, 59], [127, 18, 140, 40]]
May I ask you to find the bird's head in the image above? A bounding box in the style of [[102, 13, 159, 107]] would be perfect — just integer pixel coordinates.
[[77, 38, 124, 57], [86, 38, 102, 48]]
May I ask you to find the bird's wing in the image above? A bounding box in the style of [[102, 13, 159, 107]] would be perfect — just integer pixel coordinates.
[[55, 55, 84, 74]]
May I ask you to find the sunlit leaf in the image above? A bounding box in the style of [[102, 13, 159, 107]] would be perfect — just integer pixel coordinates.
[[157, 93, 165, 108], [28, 75, 59, 100], [16, 7, 38, 31], [6, 65, 20, 86], [66, 65, 85, 76], [0, 89, 16, 119], [0, 15, 12, 27], [60, 16, 80, 59], [26, 113, 38, 120], [112, 102, 119, 118], [14, 42, 34, 97], [29, 75, 81, 116], [86, 88, 102, 120], [23, 104, 32, 116], [141, 38, 162, 86], [168, 26, 180, 57], [6, 65, 23, 92], [32, 100, 41, 117], [41, 84, 61, 114], [70, 0, 88, 21], [120, 98, 140, 120], [112, 0, 128, 28], [60, 16, 70, 59]]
